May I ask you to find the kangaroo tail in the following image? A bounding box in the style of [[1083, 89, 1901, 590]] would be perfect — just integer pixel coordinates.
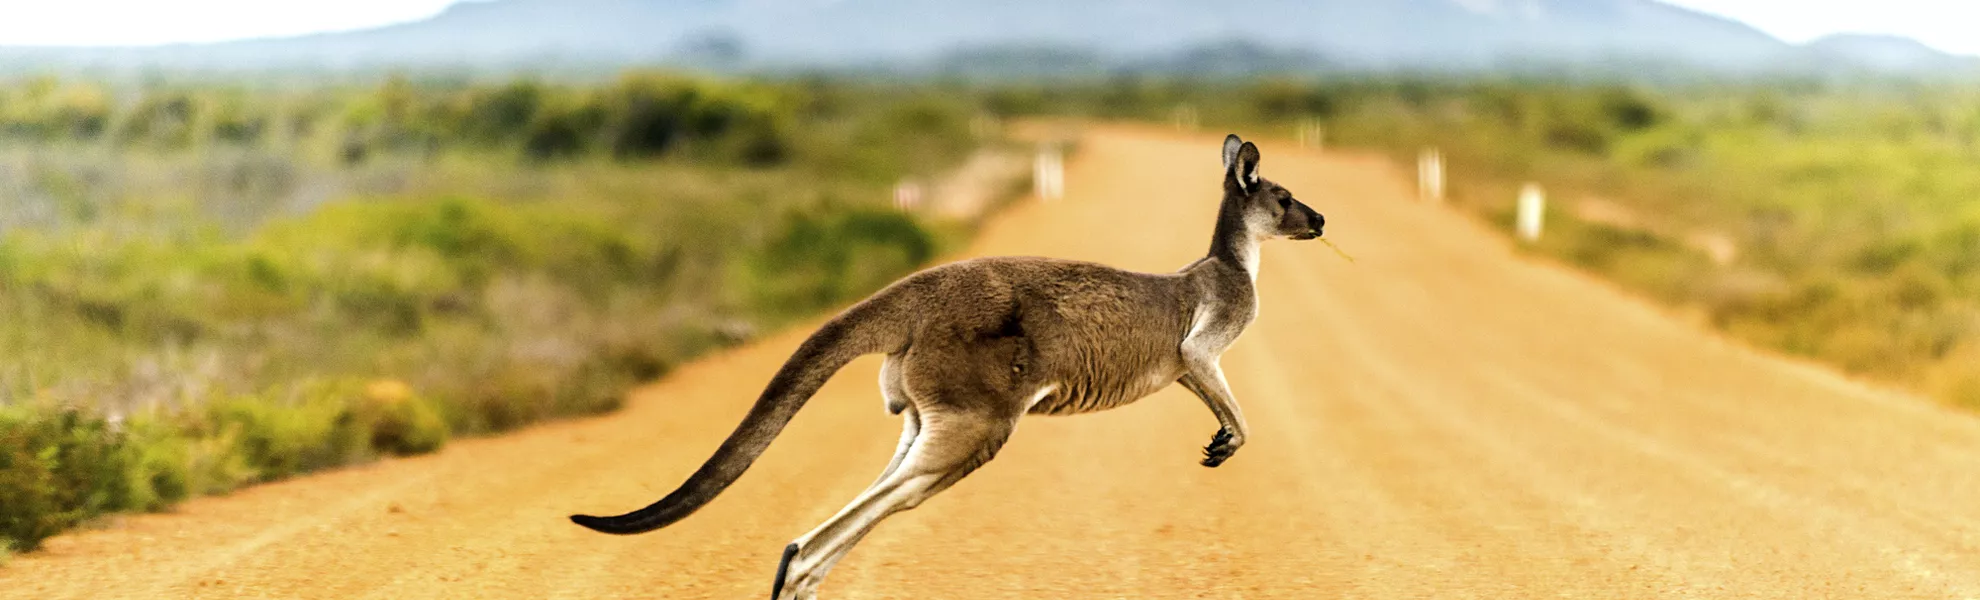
[[569, 293, 912, 535]]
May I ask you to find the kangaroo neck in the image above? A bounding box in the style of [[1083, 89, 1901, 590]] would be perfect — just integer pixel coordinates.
[[1206, 200, 1261, 282], [1182, 204, 1262, 353]]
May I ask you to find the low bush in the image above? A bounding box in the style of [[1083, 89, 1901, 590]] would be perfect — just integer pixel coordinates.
[[0, 379, 458, 551], [0, 408, 145, 551]]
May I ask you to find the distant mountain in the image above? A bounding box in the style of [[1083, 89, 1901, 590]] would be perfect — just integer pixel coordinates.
[[1803, 33, 1979, 74], [735, 0, 1797, 73], [0, 0, 1969, 78]]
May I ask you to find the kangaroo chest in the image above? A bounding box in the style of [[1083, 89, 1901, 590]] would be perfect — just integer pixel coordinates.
[[1182, 288, 1257, 358]]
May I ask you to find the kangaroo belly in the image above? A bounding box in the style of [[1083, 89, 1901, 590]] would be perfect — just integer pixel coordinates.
[[1027, 364, 1182, 416]]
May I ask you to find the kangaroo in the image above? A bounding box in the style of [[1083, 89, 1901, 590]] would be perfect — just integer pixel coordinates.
[[570, 134, 1325, 599]]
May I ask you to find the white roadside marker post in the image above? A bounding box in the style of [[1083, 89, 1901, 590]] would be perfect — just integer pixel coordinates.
[[1296, 119, 1325, 151], [1516, 183, 1546, 242], [893, 179, 923, 212], [1034, 143, 1064, 202], [1418, 148, 1445, 204], [1172, 104, 1199, 132]]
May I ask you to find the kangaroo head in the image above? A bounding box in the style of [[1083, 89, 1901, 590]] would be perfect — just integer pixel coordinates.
[[1221, 134, 1325, 241]]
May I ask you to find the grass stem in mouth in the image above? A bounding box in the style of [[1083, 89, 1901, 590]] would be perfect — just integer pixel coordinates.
[[1319, 237, 1356, 263]]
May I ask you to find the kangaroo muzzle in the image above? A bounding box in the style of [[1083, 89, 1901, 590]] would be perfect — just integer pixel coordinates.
[[1290, 205, 1325, 240]]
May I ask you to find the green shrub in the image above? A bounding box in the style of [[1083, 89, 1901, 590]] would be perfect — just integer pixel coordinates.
[[178, 427, 257, 497], [0, 383, 467, 553], [353, 381, 449, 456], [208, 393, 354, 483], [0, 418, 65, 552], [0, 408, 148, 552], [124, 421, 192, 512], [746, 207, 936, 320]]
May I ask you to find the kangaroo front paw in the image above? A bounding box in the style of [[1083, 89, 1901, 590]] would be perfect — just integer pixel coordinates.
[[1201, 427, 1239, 467]]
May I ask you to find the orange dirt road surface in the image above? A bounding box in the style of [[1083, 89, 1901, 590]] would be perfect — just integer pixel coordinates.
[[7, 125, 1980, 599]]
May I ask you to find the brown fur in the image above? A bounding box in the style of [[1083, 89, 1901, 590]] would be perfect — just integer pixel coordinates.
[[570, 135, 1324, 600]]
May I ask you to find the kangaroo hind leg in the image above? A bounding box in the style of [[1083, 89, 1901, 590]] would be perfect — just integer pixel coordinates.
[[873, 405, 921, 486], [773, 408, 1016, 600]]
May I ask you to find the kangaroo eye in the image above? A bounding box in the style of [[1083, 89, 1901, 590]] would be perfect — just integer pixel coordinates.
[[1277, 196, 1292, 210]]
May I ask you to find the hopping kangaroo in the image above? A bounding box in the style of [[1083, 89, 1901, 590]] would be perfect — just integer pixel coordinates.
[[570, 134, 1325, 599]]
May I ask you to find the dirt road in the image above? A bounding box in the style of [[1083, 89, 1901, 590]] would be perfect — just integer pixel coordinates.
[[8, 125, 1980, 599]]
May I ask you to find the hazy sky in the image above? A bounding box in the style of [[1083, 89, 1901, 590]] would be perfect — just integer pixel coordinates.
[[1658, 0, 1977, 54], [0, 1, 1973, 56], [0, 1, 459, 46]]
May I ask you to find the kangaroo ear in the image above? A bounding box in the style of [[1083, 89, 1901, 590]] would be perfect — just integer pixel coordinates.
[[1221, 134, 1243, 172], [1234, 141, 1261, 193]]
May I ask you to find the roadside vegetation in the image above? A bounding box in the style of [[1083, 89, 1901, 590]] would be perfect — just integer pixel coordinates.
[[0, 73, 993, 552], [987, 77, 1980, 410]]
